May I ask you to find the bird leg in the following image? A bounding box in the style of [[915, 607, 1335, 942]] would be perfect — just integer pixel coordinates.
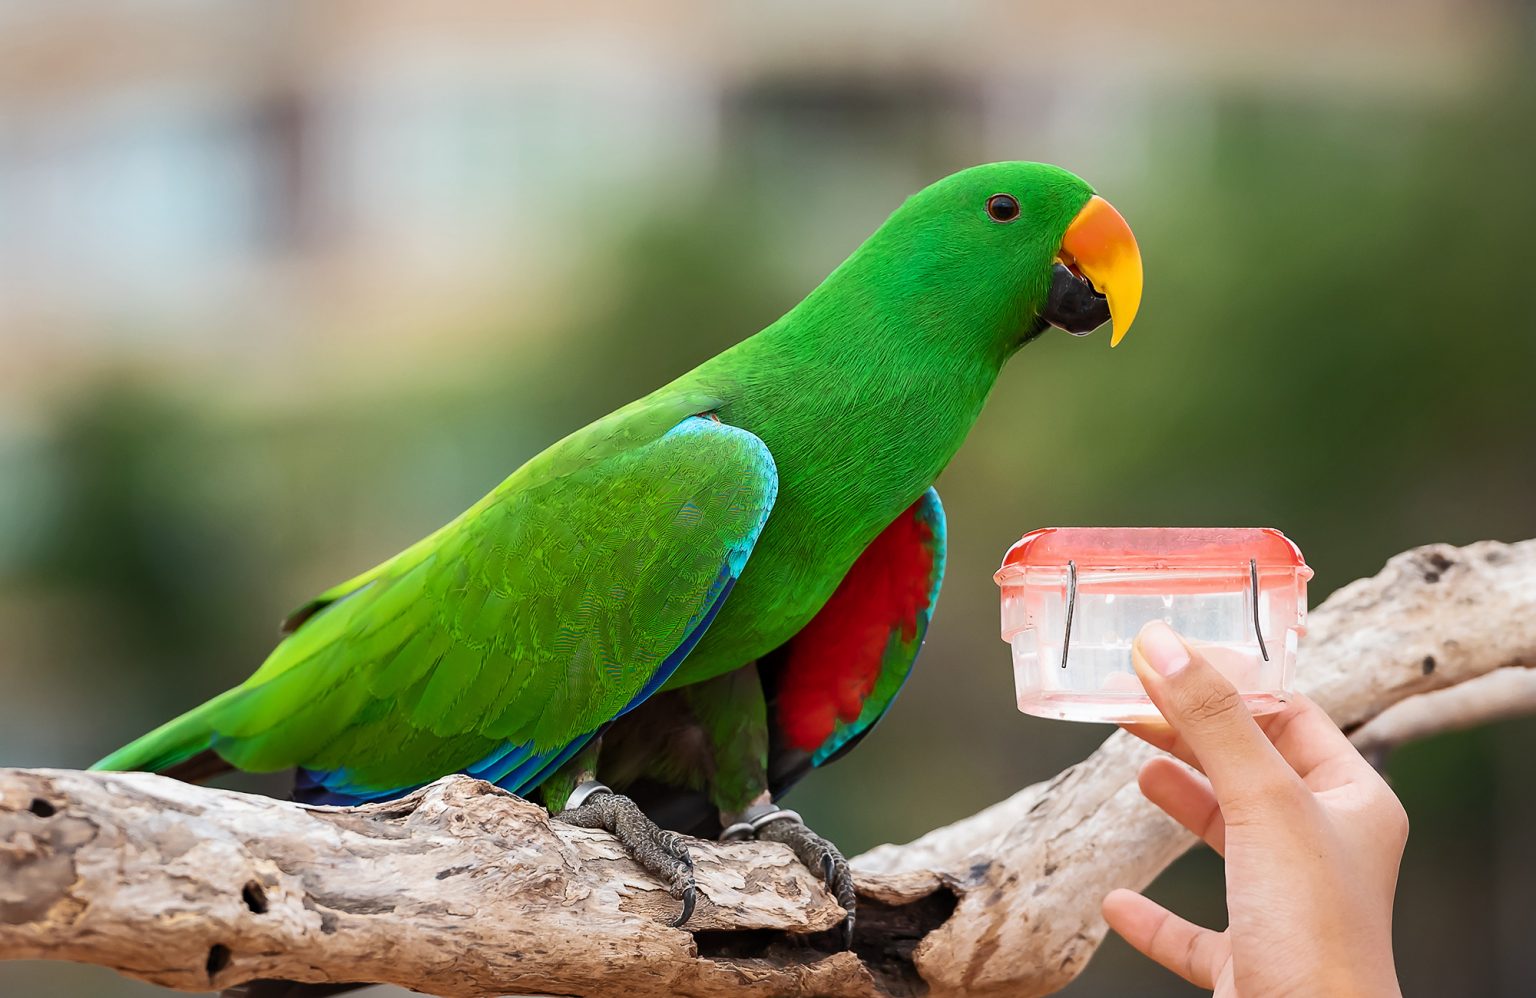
[[721, 798, 856, 947], [555, 777, 697, 927]]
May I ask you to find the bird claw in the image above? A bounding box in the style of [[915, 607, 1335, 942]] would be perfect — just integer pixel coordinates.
[[672, 883, 697, 928], [556, 785, 699, 928], [752, 811, 857, 948]]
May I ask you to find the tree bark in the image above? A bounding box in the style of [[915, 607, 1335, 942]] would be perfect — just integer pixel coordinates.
[[3, 539, 1533, 997]]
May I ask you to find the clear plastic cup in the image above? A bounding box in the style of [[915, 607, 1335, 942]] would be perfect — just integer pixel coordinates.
[[996, 527, 1312, 723]]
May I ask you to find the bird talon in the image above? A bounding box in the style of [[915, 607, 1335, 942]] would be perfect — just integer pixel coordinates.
[[753, 810, 858, 940], [554, 788, 700, 929], [673, 883, 697, 928]]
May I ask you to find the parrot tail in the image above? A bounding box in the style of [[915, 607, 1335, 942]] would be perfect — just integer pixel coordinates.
[[89, 689, 240, 780]]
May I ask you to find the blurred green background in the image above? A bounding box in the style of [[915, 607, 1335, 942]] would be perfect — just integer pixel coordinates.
[[2, 2, 1535, 996]]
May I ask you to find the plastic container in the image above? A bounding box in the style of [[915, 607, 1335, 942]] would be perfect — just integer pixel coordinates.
[[996, 527, 1312, 723]]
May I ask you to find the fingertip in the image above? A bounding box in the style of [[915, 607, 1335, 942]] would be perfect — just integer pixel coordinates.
[[1121, 719, 1177, 752], [1137, 754, 1179, 787], [1123, 718, 1175, 737], [1105, 895, 1224, 990], [1134, 620, 1192, 677], [1100, 888, 1172, 953], [1101, 887, 1143, 925]]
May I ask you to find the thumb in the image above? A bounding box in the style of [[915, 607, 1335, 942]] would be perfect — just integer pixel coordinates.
[[1132, 621, 1298, 811]]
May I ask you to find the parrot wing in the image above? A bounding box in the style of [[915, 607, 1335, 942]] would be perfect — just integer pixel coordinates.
[[94, 397, 778, 804], [763, 487, 945, 793]]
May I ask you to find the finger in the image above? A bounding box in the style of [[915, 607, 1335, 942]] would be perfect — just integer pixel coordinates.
[[1257, 694, 1378, 789], [1102, 888, 1224, 990], [1132, 622, 1303, 814], [1121, 721, 1204, 773], [1139, 757, 1226, 855], [1129, 694, 1373, 793]]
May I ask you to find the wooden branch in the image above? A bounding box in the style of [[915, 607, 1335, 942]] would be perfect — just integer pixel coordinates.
[[1350, 667, 1536, 761], [0, 770, 878, 997], [3, 539, 1534, 997]]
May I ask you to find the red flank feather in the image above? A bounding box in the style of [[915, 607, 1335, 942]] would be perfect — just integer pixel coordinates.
[[776, 503, 935, 752]]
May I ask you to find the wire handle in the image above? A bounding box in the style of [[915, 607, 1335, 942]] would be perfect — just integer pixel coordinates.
[[1251, 558, 1270, 662], [1060, 560, 1077, 669]]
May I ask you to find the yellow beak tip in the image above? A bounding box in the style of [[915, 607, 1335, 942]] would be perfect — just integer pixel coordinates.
[[1061, 194, 1143, 350]]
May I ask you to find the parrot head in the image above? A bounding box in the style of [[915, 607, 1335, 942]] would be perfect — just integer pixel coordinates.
[[864, 161, 1143, 350]]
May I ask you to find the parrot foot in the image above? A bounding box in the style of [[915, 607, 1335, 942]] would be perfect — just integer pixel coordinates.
[[556, 781, 697, 927], [725, 806, 856, 948]]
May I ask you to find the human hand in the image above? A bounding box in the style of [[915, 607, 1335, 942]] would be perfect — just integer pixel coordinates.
[[1102, 621, 1406, 997]]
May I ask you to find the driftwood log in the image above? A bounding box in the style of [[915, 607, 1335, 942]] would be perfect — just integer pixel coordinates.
[[3, 539, 1534, 997]]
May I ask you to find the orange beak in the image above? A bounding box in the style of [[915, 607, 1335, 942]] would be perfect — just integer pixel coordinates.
[[1057, 195, 1143, 346]]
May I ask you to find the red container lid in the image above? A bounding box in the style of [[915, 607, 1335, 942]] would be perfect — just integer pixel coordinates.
[[995, 527, 1311, 583]]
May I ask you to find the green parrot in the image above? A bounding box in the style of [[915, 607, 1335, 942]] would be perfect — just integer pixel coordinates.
[[94, 161, 1142, 938]]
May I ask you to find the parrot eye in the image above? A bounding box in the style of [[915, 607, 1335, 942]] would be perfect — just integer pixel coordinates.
[[986, 193, 1020, 223]]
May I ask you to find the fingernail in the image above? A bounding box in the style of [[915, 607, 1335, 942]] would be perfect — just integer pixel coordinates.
[[1137, 621, 1190, 677]]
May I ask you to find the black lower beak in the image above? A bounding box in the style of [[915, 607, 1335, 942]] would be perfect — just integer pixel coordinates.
[[1041, 263, 1111, 336]]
